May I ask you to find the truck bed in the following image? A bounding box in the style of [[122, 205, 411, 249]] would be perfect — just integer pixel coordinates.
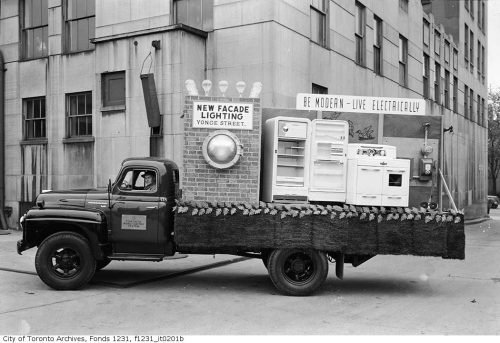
[[173, 201, 464, 259]]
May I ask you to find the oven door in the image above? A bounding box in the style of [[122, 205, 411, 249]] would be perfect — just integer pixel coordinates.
[[382, 160, 410, 197]]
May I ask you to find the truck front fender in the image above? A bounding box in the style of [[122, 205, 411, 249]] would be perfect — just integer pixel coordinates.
[[18, 208, 109, 259]]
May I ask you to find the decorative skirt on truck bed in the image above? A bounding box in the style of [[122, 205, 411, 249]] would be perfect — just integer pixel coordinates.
[[173, 201, 465, 259]]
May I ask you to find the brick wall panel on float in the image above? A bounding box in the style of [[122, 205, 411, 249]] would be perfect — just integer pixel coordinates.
[[182, 96, 261, 204]]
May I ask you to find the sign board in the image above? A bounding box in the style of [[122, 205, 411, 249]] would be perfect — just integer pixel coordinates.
[[296, 93, 426, 115], [122, 215, 147, 230], [193, 101, 253, 130]]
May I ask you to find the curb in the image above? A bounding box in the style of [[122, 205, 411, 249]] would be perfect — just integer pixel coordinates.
[[465, 216, 491, 225]]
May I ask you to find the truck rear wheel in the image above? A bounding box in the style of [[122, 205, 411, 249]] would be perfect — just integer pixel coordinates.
[[35, 232, 96, 290], [268, 248, 328, 296]]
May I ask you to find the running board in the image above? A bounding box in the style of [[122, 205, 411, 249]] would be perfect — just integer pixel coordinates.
[[108, 253, 164, 261]]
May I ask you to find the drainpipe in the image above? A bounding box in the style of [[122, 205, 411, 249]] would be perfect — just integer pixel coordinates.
[[0, 51, 9, 231]]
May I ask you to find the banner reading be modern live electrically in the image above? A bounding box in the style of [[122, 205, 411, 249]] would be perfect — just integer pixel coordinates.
[[193, 101, 254, 130], [296, 93, 426, 115]]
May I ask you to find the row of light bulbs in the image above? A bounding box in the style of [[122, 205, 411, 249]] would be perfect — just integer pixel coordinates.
[[185, 79, 262, 98]]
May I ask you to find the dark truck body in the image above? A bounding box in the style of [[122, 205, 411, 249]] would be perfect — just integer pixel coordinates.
[[17, 158, 465, 295]]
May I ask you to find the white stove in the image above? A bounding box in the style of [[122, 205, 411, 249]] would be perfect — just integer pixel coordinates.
[[346, 144, 410, 207]]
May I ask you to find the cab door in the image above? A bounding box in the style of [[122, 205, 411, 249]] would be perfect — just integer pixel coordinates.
[[109, 167, 162, 254]]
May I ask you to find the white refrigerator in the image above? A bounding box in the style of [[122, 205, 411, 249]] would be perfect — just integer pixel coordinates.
[[262, 117, 311, 202], [308, 119, 349, 202]]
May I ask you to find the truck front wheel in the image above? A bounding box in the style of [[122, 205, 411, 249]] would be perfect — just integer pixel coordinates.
[[35, 232, 96, 290], [268, 248, 328, 296]]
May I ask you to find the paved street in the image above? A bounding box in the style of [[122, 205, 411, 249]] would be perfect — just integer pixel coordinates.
[[0, 213, 499, 335]]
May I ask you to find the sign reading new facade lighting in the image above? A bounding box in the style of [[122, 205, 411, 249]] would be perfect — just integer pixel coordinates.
[[193, 101, 254, 130], [202, 130, 243, 169]]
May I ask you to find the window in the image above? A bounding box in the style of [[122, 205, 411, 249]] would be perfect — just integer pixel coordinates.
[[481, 45, 485, 83], [478, 0, 482, 30], [174, 0, 214, 31], [423, 54, 430, 99], [464, 24, 469, 67], [355, 2, 365, 66], [434, 62, 441, 104], [482, 98, 486, 126], [102, 71, 125, 108], [66, 92, 92, 137], [444, 40, 450, 64], [22, 0, 48, 59], [423, 19, 430, 47], [311, 0, 327, 46], [470, 0, 474, 19], [477, 94, 481, 123], [373, 15, 383, 75], [464, 85, 469, 118], [453, 76, 458, 112], [477, 41, 481, 79], [23, 97, 46, 140], [399, 0, 408, 13], [453, 48, 458, 71], [399, 35, 408, 86], [469, 88, 474, 120], [312, 83, 328, 94], [444, 70, 450, 109], [469, 30, 474, 72], [434, 30, 441, 56], [481, 1, 485, 33], [64, 0, 95, 52], [118, 169, 158, 193]]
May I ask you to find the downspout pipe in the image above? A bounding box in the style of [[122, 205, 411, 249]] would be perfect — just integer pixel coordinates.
[[0, 51, 9, 231]]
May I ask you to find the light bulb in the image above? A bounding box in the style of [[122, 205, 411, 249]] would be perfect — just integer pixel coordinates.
[[202, 80, 212, 96], [218, 80, 229, 97], [236, 81, 246, 97]]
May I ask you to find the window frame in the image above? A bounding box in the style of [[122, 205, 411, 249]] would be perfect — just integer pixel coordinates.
[[469, 30, 474, 72], [444, 70, 450, 109], [355, 2, 366, 66], [310, 0, 328, 47], [101, 71, 126, 109], [399, 35, 408, 87], [115, 168, 159, 195], [453, 76, 458, 113], [464, 85, 469, 119], [434, 29, 441, 56], [63, 0, 96, 53], [423, 19, 430, 48], [21, 0, 49, 60], [23, 96, 47, 140], [399, 0, 409, 13], [423, 53, 430, 99], [66, 91, 93, 138], [434, 62, 441, 104], [373, 15, 383, 76], [312, 83, 328, 95], [464, 24, 469, 68]]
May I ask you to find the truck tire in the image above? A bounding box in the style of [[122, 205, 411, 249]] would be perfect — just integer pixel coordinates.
[[268, 248, 328, 296], [35, 232, 96, 290], [95, 258, 111, 271]]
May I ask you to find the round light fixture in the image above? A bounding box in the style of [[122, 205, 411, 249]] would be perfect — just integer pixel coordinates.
[[202, 130, 242, 169]]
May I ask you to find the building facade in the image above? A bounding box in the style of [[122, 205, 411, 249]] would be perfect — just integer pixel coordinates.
[[0, 0, 488, 227]]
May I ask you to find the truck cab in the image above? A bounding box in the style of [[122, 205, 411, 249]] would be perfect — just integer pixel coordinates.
[[17, 158, 180, 290]]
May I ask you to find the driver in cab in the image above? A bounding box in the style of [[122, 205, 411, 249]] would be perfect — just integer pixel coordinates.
[[143, 171, 157, 191]]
